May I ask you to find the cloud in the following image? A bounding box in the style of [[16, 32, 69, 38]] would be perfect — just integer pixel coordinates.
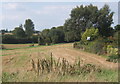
[[1, 2, 118, 30], [34, 5, 74, 15], [3, 3, 18, 10]]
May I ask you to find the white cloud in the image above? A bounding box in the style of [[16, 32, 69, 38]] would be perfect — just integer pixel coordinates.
[[35, 5, 74, 15], [3, 3, 18, 10]]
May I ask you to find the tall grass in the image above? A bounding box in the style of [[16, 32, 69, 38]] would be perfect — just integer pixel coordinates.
[[31, 53, 101, 76], [2, 52, 118, 82]]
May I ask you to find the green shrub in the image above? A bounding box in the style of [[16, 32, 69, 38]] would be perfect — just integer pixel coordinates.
[[2, 35, 38, 44], [81, 27, 99, 44], [82, 40, 106, 55], [106, 54, 119, 63], [107, 45, 118, 55], [91, 41, 105, 54]]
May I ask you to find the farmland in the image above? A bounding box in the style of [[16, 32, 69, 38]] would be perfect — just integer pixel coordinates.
[[1, 2, 119, 83], [1, 43, 118, 82]]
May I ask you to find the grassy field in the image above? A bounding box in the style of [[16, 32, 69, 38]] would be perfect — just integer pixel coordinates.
[[1, 43, 118, 82]]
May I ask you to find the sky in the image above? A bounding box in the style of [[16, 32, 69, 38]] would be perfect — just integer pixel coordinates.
[[1, 1, 119, 31]]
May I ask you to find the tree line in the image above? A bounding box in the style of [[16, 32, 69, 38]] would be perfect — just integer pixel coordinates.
[[1, 19, 38, 44], [1, 4, 119, 44], [38, 4, 118, 45]]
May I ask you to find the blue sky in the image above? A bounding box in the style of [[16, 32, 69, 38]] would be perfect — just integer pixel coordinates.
[[1, 1, 119, 31]]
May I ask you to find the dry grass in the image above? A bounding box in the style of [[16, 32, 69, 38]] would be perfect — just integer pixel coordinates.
[[1, 44, 39, 49], [2, 43, 118, 82]]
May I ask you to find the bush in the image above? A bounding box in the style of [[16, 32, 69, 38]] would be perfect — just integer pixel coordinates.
[[106, 54, 119, 63], [73, 42, 85, 50], [81, 27, 99, 44], [2, 35, 38, 44], [2, 35, 18, 44], [107, 45, 118, 55], [74, 39, 106, 55], [90, 41, 105, 55]]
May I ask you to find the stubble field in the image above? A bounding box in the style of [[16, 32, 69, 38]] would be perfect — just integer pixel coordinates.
[[1, 43, 118, 82]]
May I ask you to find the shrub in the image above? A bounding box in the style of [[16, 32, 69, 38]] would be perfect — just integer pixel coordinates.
[[106, 54, 119, 63], [2, 35, 38, 44], [90, 41, 105, 55], [81, 27, 99, 44], [107, 45, 118, 55], [2, 35, 18, 44]]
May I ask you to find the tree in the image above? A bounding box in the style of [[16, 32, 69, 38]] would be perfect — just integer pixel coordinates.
[[114, 25, 120, 31], [113, 24, 120, 46], [65, 31, 76, 42], [49, 29, 65, 44], [0, 30, 6, 35], [63, 19, 81, 42], [97, 4, 114, 37], [41, 29, 51, 44], [63, 4, 114, 39], [56, 26, 64, 30], [70, 4, 99, 32], [0, 29, 8, 35], [12, 24, 26, 38], [24, 19, 34, 37], [38, 32, 45, 45]]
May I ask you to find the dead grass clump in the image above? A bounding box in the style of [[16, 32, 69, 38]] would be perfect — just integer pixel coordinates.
[[31, 53, 101, 76]]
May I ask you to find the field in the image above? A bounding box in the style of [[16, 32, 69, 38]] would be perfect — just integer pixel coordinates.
[[0, 44, 38, 49], [1, 43, 118, 82]]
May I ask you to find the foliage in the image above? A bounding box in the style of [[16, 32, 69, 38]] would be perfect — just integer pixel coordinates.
[[81, 27, 99, 43], [24, 19, 35, 37], [63, 19, 81, 42], [65, 31, 76, 42], [0, 29, 8, 35], [12, 24, 26, 38], [107, 45, 118, 55], [2, 35, 17, 44], [97, 5, 114, 37], [38, 27, 65, 45], [90, 40, 105, 55], [74, 39, 106, 55], [2, 35, 38, 44], [106, 54, 119, 63], [112, 31, 119, 47], [49, 29, 65, 44], [64, 4, 114, 38], [114, 24, 120, 32]]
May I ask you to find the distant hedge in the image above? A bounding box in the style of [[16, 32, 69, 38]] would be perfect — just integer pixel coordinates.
[[2, 35, 38, 44]]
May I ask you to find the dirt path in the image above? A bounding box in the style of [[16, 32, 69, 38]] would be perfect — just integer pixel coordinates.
[[49, 44, 118, 69]]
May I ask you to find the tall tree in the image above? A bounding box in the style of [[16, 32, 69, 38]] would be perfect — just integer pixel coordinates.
[[48, 28, 65, 44], [97, 4, 114, 37], [63, 4, 114, 40], [24, 19, 34, 37]]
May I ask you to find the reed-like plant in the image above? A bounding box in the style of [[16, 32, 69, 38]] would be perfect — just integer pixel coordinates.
[[31, 53, 101, 76]]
